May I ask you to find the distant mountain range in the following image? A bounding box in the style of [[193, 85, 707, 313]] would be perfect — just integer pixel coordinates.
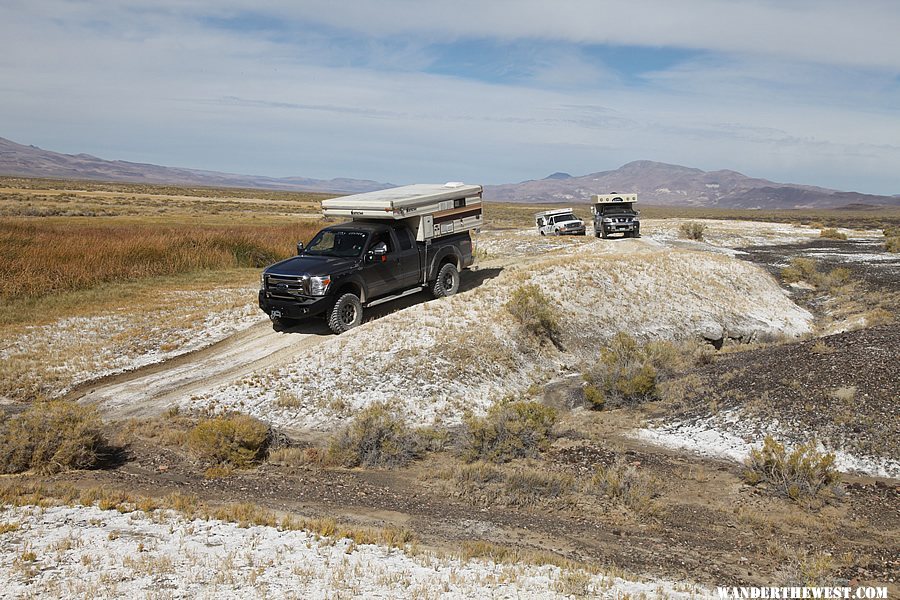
[[0, 136, 392, 194], [1, 136, 897, 208], [483, 161, 900, 209]]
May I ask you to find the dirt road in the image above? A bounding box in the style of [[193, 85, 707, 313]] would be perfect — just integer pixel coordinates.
[[68, 320, 331, 420]]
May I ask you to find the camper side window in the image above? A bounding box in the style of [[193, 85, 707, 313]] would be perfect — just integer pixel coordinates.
[[393, 226, 413, 251]]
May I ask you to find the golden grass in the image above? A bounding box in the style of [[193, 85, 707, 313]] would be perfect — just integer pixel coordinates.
[[0, 219, 321, 301]]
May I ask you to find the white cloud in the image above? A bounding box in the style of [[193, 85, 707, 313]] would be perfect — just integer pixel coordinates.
[[0, 0, 898, 194]]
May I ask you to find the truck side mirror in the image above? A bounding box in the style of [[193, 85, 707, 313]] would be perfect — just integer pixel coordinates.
[[367, 242, 388, 262], [296, 241, 305, 255]]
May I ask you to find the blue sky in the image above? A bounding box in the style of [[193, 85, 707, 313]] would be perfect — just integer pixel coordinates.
[[2, 1, 900, 194]]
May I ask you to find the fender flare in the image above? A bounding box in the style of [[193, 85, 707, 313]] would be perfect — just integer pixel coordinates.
[[331, 273, 370, 303], [427, 246, 462, 281]]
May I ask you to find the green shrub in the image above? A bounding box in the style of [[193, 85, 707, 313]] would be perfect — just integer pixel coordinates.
[[582, 384, 605, 409], [781, 257, 819, 284], [679, 221, 707, 241], [819, 228, 847, 240], [781, 258, 852, 292], [742, 435, 841, 501], [463, 400, 557, 463], [328, 402, 420, 469], [504, 284, 560, 344], [187, 413, 270, 468], [0, 401, 106, 474], [583, 333, 686, 408]]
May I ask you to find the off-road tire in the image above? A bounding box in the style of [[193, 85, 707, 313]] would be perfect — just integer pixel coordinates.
[[431, 262, 460, 298], [601, 228, 608, 239], [540, 230, 545, 236], [328, 293, 363, 334], [554, 229, 561, 236]]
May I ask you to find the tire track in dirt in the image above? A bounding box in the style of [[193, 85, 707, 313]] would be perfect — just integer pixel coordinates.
[[68, 320, 332, 420]]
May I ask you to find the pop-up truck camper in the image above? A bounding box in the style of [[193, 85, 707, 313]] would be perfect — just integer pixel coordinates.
[[591, 193, 640, 238], [259, 183, 481, 333]]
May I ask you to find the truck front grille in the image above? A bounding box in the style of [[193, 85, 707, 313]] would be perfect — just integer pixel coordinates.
[[266, 275, 309, 298]]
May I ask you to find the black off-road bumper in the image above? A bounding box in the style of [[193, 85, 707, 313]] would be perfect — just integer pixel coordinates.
[[597, 224, 640, 236], [258, 291, 333, 320]]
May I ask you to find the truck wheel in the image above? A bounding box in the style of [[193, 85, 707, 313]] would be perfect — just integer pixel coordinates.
[[431, 263, 460, 298], [554, 229, 560, 236], [539, 230, 545, 236], [328, 293, 362, 334], [601, 228, 608, 239]]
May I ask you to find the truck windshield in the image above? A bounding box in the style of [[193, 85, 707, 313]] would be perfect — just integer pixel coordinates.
[[554, 214, 577, 222], [304, 230, 368, 257]]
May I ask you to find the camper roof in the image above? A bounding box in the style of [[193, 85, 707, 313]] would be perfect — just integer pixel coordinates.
[[534, 208, 575, 218], [322, 183, 482, 215], [592, 193, 637, 204]]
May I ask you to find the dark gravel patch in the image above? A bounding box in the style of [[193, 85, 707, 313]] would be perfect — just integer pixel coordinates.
[[673, 323, 899, 460], [738, 237, 900, 293]]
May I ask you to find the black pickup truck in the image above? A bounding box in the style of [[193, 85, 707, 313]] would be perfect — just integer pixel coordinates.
[[259, 220, 474, 334]]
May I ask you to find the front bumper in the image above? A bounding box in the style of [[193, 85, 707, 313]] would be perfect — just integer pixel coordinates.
[[598, 223, 639, 234], [258, 290, 332, 320], [558, 226, 586, 236]]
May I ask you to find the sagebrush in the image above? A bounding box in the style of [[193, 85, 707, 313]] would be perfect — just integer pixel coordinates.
[[583, 333, 688, 408], [187, 413, 270, 468], [328, 402, 421, 469], [463, 400, 557, 463], [742, 435, 841, 501], [0, 401, 107, 474], [679, 221, 707, 241], [504, 284, 560, 345]]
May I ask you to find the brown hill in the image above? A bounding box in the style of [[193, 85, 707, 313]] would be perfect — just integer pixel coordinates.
[[484, 160, 900, 208], [0, 136, 391, 194]]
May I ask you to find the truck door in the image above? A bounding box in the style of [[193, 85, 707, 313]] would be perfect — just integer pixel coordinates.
[[391, 226, 421, 289], [363, 230, 394, 298]]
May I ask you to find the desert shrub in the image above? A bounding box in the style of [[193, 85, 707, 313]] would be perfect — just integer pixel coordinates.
[[819, 228, 847, 240], [187, 413, 270, 468], [555, 571, 594, 598], [0, 401, 106, 474], [592, 458, 660, 515], [463, 400, 557, 463], [582, 384, 605, 409], [781, 258, 851, 292], [504, 284, 560, 344], [582, 333, 687, 408], [742, 435, 841, 501], [780, 257, 819, 284], [327, 402, 421, 469], [885, 232, 900, 253], [679, 221, 707, 241]]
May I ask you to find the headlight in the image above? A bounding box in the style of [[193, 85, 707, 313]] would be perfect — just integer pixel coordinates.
[[309, 275, 331, 296], [602, 217, 612, 223]]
